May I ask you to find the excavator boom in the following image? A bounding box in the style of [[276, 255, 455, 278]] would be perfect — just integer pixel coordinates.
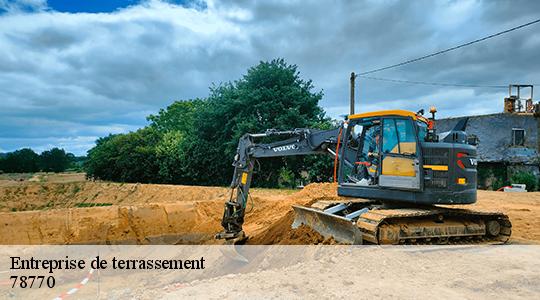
[[216, 128, 340, 241]]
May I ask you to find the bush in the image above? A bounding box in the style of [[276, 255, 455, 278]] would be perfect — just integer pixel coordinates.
[[278, 167, 296, 188], [510, 171, 538, 191], [477, 164, 509, 190]]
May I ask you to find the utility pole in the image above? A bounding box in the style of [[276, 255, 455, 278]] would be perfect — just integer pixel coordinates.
[[350, 72, 356, 115]]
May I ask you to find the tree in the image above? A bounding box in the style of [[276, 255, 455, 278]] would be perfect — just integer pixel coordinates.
[[40, 148, 72, 172], [84, 58, 334, 186], [84, 134, 118, 180], [0, 148, 40, 173], [147, 99, 203, 183], [85, 128, 162, 183], [181, 58, 331, 186], [155, 130, 186, 183], [147, 99, 204, 133]]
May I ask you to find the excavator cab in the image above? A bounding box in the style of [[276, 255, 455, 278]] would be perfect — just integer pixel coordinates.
[[335, 110, 478, 205], [342, 114, 422, 190]]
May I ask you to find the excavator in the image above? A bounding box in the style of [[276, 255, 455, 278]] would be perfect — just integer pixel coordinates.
[[215, 108, 512, 244]]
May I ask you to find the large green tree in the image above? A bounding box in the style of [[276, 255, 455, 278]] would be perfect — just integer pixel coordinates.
[[180, 58, 331, 186], [147, 99, 204, 133]]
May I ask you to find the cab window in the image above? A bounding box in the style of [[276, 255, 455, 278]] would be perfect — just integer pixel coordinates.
[[382, 118, 417, 155], [382, 119, 399, 154], [395, 119, 416, 155], [416, 121, 428, 141]]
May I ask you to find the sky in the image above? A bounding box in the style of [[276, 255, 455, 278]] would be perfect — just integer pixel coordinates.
[[0, 0, 539, 155]]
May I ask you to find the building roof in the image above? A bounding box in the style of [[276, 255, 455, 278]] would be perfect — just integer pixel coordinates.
[[437, 113, 538, 164]]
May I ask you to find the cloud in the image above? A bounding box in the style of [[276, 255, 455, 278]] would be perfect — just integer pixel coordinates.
[[0, 0, 539, 155], [0, 0, 47, 13]]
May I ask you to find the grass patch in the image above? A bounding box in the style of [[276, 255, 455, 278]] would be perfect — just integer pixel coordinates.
[[54, 184, 66, 195], [40, 184, 49, 193], [71, 184, 81, 195], [90, 192, 101, 200], [74, 203, 112, 208]]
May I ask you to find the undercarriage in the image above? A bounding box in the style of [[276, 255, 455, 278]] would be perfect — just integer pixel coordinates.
[[293, 199, 512, 245]]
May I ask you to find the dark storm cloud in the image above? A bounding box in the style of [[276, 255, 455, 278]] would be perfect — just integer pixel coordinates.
[[0, 0, 539, 155]]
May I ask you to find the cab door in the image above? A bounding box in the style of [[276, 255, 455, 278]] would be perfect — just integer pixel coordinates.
[[379, 117, 421, 190]]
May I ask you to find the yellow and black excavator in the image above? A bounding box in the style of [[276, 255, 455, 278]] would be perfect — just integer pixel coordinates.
[[215, 108, 511, 244]]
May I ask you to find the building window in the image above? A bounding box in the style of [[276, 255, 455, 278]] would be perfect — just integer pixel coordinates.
[[512, 128, 525, 146]]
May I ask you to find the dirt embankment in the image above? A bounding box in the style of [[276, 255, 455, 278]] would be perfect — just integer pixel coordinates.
[[0, 178, 539, 245], [0, 181, 232, 212], [0, 180, 338, 245]]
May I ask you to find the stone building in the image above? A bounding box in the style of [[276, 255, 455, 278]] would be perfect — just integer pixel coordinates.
[[436, 85, 538, 189]]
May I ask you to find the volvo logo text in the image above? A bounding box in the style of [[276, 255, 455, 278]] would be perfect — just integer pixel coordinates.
[[272, 144, 298, 152]]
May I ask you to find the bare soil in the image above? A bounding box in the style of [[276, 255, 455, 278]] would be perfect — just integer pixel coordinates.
[[469, 190, 540, 243], [0, 174, 539, 245], [247, 211, 337, 245]]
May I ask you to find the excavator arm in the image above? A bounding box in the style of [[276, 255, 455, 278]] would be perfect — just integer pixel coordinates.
[[215, 127, 341, 241]]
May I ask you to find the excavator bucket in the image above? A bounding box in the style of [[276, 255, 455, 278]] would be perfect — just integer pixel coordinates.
[[220, 244, 249, 263], [217, 231, 250, 263], [292, 205, 363, 244]]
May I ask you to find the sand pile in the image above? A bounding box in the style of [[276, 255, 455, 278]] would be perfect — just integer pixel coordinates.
[[248, 211, 337, 245]]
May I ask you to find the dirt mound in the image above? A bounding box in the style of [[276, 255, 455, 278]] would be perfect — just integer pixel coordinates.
[[240, 183, 344, 239], [248, 211, 337, 245]]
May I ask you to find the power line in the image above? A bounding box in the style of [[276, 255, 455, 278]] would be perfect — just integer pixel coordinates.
[[358, 75, 508, 88], [358, 18, 540, 76]]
